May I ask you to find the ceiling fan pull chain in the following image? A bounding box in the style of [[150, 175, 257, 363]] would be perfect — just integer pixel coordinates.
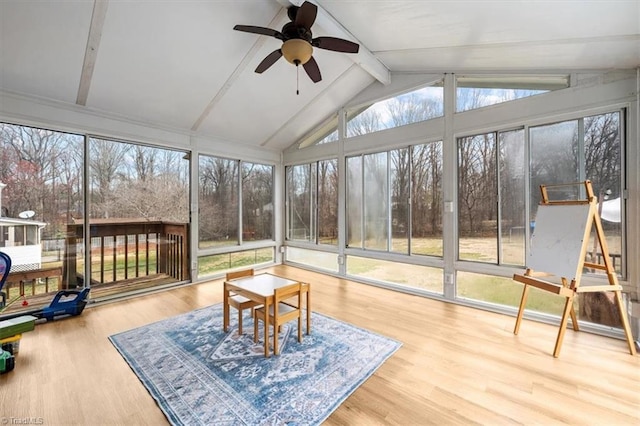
[[296, 64, 300, 95]]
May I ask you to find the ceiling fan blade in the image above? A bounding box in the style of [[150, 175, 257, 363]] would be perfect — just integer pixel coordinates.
[[312, 37, 360, 53], [303, 56, 322, 83], [255, 49, 283, 74], [295, 1, 317, 30], [233, 25, 284, 40]]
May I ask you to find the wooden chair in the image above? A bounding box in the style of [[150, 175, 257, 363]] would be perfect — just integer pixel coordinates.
[[281, 282, 311, 335], [253, 283, 302, 356], [225, 269, 260, 335]]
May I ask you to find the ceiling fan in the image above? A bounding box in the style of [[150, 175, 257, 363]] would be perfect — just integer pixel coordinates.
[[233, 1, 359, 85]]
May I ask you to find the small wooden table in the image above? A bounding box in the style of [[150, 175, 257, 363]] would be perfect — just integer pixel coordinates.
[[223, 273, 311, 357]]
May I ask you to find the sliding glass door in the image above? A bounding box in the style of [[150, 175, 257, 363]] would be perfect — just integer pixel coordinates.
[[87, 137, 190, 299], [0, 123, 84, 314]]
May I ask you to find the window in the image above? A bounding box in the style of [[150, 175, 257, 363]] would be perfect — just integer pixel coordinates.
[[391, 148, 409, 253], [457, 87, 548, 113], [285, 159, 338, 245], [286, 247, 338, 272], [363, 152, 388, 250], [457, 110, 625, 330], [198, 247, 274, 276], [346, 156, 362, 248], [89, 139, 189, 223], [0, 122, 193, 306], [241, 162, 273, 242], [347, 142, 443, 256], [318, 159, 338, 245], [317, 129, 338, 145], [346, 151, 389, 250], [530, 112, 623, 276], [457, 129, 526, 265], [199, 155, 274, 248], [456, 271, 567, 312], [198, 156, 239, 247], [13, 225, 25, 246], [0, 122, 83, 299], [298, 114, 339, 148], [89, 137, 190, 290], [456, 75, 568, 112], [411, 143, 444, 256], [346, 256, 443, 294], [346, 82, 444, 137], [286, 163, 314, 242], [499, 130, 527, 265]]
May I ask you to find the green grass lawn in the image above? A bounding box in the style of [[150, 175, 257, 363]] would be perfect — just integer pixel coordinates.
[[456, 272, 569, 313], [198, 248, 274, 276], [346, 237, 576, 315]]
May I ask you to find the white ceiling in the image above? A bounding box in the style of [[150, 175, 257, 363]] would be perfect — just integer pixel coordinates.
[[1, 0, 638, 152]]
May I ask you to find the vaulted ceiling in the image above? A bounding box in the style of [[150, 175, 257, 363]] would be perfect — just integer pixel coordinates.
[[1, 1, 638, 152]]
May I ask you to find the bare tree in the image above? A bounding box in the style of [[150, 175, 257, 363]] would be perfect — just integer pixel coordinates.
[[411, 143, 442, 237], [457, 88, 486, 112], [391, 148, 410, 241], [346, 108, 383, 136], [458, 134, 497, 235], [56, 143, 85, 227], [242, 162, 273, 240], [585, 113, 621, 197], [317, 159, 338, 243], [387, 92, 442, 127], [286, 164, 313, 241], [199, 156, 239, 243], [106, 146, 188, 222], [0, 125, 67, 222], [89, 138, 130, 219], [132, 144, 157, 182]]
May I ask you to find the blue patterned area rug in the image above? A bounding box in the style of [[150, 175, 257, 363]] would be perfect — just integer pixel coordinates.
[[109, 303, 401, 425]]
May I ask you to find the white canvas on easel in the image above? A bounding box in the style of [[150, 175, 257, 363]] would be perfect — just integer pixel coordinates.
[[528, 203, 592, 280]]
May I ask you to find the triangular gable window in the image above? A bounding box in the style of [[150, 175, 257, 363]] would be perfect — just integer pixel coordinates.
[[346, 82, 444, 138]]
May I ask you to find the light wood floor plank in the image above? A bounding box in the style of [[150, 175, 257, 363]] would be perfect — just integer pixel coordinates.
[[1, 265, 638, 425]]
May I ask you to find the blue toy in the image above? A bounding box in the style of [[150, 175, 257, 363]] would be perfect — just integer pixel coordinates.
[[0, 251, 90, 322], [0, 288, 90, 322], [39, 288, 90, 321], [0, 251, 11, 309]]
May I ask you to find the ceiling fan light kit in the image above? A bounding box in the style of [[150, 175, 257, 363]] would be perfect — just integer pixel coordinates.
[[282, 39, 313, 65], [233, 1, 360, 89]]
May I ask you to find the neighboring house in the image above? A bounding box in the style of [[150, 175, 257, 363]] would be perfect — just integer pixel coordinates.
[[0, 217, 47, 272]]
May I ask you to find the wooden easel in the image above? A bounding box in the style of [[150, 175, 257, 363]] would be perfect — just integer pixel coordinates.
[[513, 180, 636, 357]]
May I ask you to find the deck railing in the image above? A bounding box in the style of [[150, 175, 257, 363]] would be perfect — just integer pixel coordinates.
[[64, 219, 189, 288], [3, 267, 63, 302], [2, 220, 189, 304]]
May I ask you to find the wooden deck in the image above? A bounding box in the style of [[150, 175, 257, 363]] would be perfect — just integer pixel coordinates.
[[1, 273, 175, 315]]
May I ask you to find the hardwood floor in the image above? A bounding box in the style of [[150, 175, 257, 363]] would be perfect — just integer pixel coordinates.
[[1, 265, 639, 425], [1, 273, 177, 315]]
